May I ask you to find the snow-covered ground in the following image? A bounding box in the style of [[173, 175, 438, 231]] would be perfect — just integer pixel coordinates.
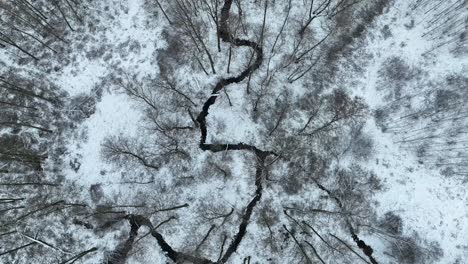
[[52, 0, 161, 201], [64, 92, 141, 186], [338, 0, 468, 262], [53, 0, 164, 96], [1, 0, 465, 262], [61, 0, 467, 262]]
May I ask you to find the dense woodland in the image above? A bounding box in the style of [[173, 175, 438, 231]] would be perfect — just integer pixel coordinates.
[[0, 0, 467, 263]]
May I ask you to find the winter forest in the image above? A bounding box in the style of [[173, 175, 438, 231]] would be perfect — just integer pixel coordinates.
[[0, 0, 467, 263]]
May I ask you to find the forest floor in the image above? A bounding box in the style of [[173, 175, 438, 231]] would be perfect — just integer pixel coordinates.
[[5, 0, 465, 262]]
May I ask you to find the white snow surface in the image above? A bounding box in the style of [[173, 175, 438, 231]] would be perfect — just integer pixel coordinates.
[[61, 0, 467, 262], [337, 0, 468, 262], [2, 0, 464, 262], [64, 91, 141, 186]]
